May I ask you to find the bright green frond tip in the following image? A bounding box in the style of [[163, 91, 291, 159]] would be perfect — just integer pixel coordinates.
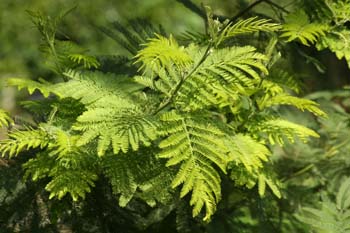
[[0, 128, 50, 157], [258, 174, 281, 199], [0, 109, 13, 128], [251, 119, 319, 145], [218, 17, 281, 45], [67, 54, 100, 69], [281, 10, 328, 46], [227, 134, 270, 173], [7, 78, 56, 98], [135, 34, 193, 73], [46, 169, 98, 201], [259, 94, 327, 117], [74, 108, 159, 156]]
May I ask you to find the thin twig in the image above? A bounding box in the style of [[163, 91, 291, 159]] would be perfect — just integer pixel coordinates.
[[265, 0, 290, 14], [153, 43, 212, 114], [154, 0, 285, 114], [175, 0, 228, 22], [175, 0, 206, 20], [229, 0, 266, 23]]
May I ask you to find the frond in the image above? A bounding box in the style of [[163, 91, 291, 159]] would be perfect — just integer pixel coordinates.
[[7, 78, 55, 98], [0, 128, 50, 157], [248, 118, 319, 145], [135, 34, 193, 73], [102, 153, 138, 206], [281, 11, 328, 46], [39, 40, 86, 69], [54, 70, 141, 106], [31, 10, 94, 73], [229, 164, 281, 198], [297, 177, 350, 232], [227, 134, 270, 173], [217, 17, 281, 45], [74, 107, 159, 156], [258, 94, 327, 117], [67, 53, 100, 69], [134, 65, 182, 96], [178, 46, 267, 110], [102, 150, 174, 207], [258, 173, 281, 198], [266, 69, 302, 94], [0, 109, 13, 127], [23, 152, 56, 181], [158, 111, 229, 221], [326, 0, 350, 24], [46, 168, 98, 201], [47, 128, 81, 163], [337, 177, 350, 211], [316, 29, 350, 68]]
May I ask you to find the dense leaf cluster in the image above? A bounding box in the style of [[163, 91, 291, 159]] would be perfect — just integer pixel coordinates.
[[1, 0, 350, 232]]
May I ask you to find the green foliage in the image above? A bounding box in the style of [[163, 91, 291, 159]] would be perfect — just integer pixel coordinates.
[[0, 109, 13, 128], [297, 177, 350, 232], [158, 111, 228, 220], [1, 8, 326, 222], [135, 34, 192, 72], [0, 128, 50, 157], [249, 118, 319, 145], [102, 149, 174, 207], [214, 17, 281, 46], [317, 29, 350, 67], [281, 10, 328, 46], [3, 1, 350, 232]]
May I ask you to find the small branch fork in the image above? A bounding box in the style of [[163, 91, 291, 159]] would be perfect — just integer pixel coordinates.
[[176, 0, 289, 23], [153, 0, 289, 114]]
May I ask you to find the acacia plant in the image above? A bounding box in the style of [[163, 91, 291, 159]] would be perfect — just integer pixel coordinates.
[[1, 0, 350, 232]]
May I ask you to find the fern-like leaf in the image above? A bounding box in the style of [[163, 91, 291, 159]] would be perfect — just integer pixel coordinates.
[[0, 128, 50, 157], [46, 168, 98, 201], [266, 69, 302, 94], [54, 70, 141, 106], [316, 29, 350, 68], [249, 118, 319, 145], [258, 94, 327, 117], [227, 134, 270, 173], [135, 34, 193, 73], [258, 173, 281, 198], [74, 107, 159, 156], [102, 151, 173, 207], [7, 78, 55, 98], [217, 17, 281, 45], [281, 11, 328, 46], [297, 177, 350, 232], [158, 111, 229, 221], [67, 54, 100, 69], [178, 46, 267, 110], [0, 109, 13, 128]]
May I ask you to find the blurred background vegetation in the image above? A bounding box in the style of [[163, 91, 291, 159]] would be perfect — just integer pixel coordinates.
[[1, 0, 349, 113], [1, 0, 247, 115]]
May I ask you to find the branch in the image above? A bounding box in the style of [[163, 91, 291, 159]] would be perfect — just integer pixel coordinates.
[[175, 0, 228, 22], [228, 0, 289, 23], [153, 43, 213, 115], [155, 0, 286, 115], [265, 0, 289, 14], [229, 0, 266, 23], [176, 0, 206, 19]]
